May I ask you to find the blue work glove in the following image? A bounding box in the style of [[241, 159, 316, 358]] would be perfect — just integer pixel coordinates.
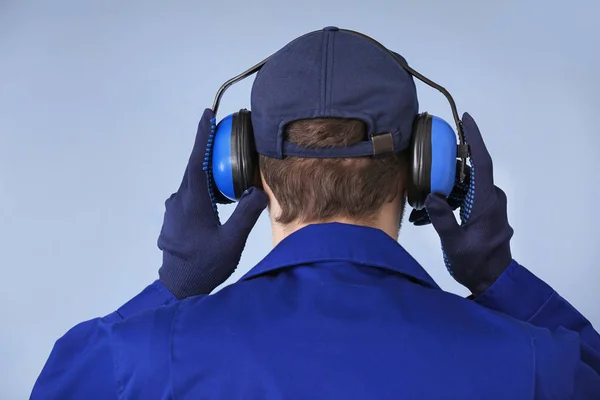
[[157, 109, 268, 299], [425, 113, 514, 296], [408, 161, 471, 226]]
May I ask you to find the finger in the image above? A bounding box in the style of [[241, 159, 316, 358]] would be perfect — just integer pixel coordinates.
[[425, 193, 462, 240], [462, 113, 494, 187], [175, 109, 214, 193], [175, 109, 219, 223], [222, 187, 268, 241], [188, 108, 216, 182]]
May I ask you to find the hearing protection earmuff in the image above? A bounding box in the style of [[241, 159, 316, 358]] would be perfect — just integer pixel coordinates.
[[206, 29, 469, 211], [210, 110, 258, 204]]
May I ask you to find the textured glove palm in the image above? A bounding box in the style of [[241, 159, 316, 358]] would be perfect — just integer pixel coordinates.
[[424, 113, 514, 296], [157, 109, 268, 299]]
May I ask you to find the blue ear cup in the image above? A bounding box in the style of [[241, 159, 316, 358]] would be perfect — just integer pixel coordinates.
[[408, 113, 457, 210], [211, 109, 258, 202], [212, 114, 236, 201]]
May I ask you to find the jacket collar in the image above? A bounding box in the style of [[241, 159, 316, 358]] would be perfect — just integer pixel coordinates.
[[242, 222, 439, 290]]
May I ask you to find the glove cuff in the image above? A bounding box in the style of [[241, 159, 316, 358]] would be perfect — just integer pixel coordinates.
[[464, 250, 513, 297], [159, 252, 226, 299]]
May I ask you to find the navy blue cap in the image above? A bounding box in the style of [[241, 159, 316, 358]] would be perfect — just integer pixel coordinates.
[[250, 27, 419, 159]]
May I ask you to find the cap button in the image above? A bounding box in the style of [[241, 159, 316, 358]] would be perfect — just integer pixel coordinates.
[[323, 26, 339, 31]]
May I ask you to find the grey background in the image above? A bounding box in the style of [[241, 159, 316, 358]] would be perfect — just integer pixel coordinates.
[[1, 0, 598, 398]]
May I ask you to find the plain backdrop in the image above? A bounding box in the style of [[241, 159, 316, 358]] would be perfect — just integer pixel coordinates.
[[1, 0, 599, 398]]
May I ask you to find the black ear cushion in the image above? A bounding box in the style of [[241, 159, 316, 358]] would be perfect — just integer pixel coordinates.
[[231, 109, 259, 199], [407, 113, 433, 210]]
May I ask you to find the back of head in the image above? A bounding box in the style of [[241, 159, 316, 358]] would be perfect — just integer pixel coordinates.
[[259, 118, 409, 225], [250, 28, 418, 229]]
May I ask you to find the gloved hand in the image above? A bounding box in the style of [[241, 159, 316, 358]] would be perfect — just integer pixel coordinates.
[[157, 109, 268, 299], [424, 113, 514, 296], [408, 161, 471, 226]]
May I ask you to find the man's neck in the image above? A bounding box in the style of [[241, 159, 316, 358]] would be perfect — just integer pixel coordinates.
[[270, 216, 400, 247]]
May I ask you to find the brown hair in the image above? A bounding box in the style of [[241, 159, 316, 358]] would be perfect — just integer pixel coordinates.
[[259, 118, 408, 224]]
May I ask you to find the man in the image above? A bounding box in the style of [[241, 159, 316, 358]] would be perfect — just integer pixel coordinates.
[[32, 28, 599, 399]]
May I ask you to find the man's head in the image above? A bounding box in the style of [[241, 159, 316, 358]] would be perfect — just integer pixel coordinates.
[[248, 27, 419, 241], [259, 118, 410, 241]]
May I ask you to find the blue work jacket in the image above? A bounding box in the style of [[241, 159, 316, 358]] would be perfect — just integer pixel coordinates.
[[31, 223, 600, 399]]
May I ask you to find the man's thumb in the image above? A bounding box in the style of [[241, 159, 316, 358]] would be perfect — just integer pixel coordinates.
[[425, 193, 461, 238], [223, 187, 268, 239]]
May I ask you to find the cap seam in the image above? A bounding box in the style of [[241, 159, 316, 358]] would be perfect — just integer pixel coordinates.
[[326, 30, 336, 115], [319, 31, 329, 115]]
